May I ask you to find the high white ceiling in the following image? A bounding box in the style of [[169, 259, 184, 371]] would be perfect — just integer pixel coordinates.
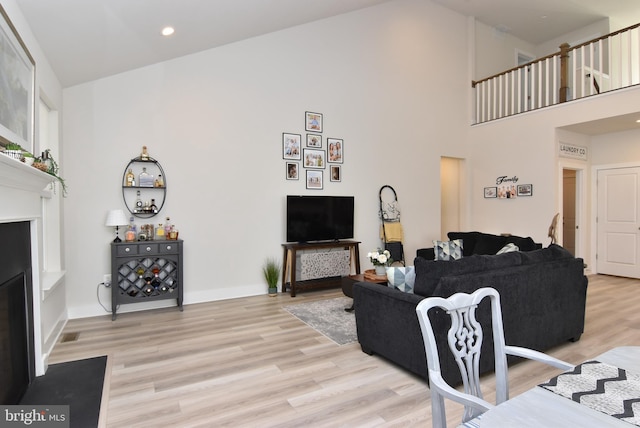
[[13, 0, 640, 89]]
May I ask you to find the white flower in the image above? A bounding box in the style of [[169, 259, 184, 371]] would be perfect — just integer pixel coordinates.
[[378, 254, 388, 264]]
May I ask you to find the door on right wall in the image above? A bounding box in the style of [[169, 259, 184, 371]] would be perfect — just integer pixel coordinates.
[[597, 166, 640, 278]]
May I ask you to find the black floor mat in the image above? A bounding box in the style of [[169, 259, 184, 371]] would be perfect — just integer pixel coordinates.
[[20, 356, 107, 428]]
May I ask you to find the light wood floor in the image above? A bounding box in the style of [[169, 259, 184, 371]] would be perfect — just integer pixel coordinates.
[[49, 274, 640, 427]]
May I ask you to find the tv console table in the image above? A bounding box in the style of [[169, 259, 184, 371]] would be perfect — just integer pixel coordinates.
[[281, 240, 361, 297]]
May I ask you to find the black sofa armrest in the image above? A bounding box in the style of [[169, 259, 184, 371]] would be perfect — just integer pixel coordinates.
[[353, 282, 428, 380]]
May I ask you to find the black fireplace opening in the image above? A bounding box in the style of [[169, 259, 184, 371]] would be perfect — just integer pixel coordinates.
[[0, 221, 35, 404]]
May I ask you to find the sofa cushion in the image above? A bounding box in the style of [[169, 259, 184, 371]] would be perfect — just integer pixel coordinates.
[[496, 243, 519, 254], [413, 251, 522, 296], [433, 239, 463, 261], [447, 232, 481, 256], [504, 235, 538, 252], [472, 233, 508, 254], [386, 266, 416, 293], [520, 244, 574, 265]]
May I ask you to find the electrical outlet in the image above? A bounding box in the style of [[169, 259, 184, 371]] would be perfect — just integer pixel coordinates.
[[103, 274, 111, 287]]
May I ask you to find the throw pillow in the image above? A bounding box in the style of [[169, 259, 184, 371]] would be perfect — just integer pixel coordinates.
[[433, 239, 463, 261], [386, 266, 416, 293], [496, 243, 519, 254]]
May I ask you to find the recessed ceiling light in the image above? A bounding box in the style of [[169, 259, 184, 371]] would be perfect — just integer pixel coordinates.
[[161, 26, 175, 37]]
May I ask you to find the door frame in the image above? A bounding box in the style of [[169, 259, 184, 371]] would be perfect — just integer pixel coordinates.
[[592, 161, 640, 274], [558, 160, 586, 261]]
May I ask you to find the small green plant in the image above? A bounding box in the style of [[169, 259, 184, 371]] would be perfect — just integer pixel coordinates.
[[5, 143, 23, 151], [35, 149, 68, 197], [262, 258, 281, 295]]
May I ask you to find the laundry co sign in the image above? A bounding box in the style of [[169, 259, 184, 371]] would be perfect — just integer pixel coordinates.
[[558, 142, 588, 160]]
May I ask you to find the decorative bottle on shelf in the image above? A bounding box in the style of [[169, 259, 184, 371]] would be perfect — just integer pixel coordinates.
[[150, 199, 158, 213], [156, 224, 165, 240], [156, 174, 164, 187], [125, 168, 135, 186], [164, 218, 171, 236], [141, 145, 149, 160], [139, 167, 154, 187], [134, 191, 143, 213]]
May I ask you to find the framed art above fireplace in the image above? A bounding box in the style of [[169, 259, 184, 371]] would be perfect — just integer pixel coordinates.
[[0, 5, 35, 152]]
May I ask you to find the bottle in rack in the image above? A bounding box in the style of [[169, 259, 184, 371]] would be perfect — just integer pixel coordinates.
[[139, 167, 154, 187], [150, 199, 158, 213], [135, 191, 143, 213], [125, 168, 135, 186]]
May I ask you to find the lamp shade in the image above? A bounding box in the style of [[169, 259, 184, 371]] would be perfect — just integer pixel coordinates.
[[105, 209, 128, 227]]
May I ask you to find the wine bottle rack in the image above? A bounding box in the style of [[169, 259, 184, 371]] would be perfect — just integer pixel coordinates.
[[111, 239, 183, 320]]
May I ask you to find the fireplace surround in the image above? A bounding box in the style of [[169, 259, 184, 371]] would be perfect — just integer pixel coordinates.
[[0, 154, 66, 397]]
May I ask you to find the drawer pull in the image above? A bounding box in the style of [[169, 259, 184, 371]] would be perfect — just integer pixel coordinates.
[[146, 247, 151, 252], [166, 245, 172, 250], [125, 248, 130, 252]]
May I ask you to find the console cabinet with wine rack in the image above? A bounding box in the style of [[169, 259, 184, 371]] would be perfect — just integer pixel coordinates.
[[111, 239, 183, 320]]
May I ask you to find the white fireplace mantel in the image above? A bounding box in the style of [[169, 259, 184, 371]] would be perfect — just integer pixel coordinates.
[[0, 154, 55, 197]]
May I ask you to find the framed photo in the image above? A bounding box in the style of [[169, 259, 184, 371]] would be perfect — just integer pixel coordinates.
[[517, 184, 533, 197], [305, 111, 323, 133], [282, 133, 301, 160], [330, 165, 341, 182], [484, 187, 497, 198], [498, 185, 518, 199], [306, 170, 323, 190], [0, 5, 35, 152], [286, 162, 299, 180], [306, 133, 322, 147], [327, 138, 343, 163], [303, 148, 325, 169]]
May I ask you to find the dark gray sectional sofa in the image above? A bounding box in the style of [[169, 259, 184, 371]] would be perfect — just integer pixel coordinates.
[[353, 240, 588, 385]]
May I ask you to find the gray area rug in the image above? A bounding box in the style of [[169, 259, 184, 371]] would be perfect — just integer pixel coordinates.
[[283, 297, 356, 345]]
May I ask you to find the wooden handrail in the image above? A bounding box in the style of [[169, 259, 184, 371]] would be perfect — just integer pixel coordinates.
[[472, 21, 640, 88]]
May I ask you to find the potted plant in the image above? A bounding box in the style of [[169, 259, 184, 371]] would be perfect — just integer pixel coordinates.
[[262, 258, 281, 296], [33, 149, 68, 197], [2, 143, 24, 160]]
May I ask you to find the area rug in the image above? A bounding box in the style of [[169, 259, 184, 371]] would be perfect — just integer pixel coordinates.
[[283, 297, 357, 345], [20, 355, 108, 428]]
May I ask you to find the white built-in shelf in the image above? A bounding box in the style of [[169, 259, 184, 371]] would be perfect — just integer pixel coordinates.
[[41, 270, 66, 300]]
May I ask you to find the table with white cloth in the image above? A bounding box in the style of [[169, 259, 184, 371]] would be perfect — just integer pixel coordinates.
[[462, 346, 640, 427]]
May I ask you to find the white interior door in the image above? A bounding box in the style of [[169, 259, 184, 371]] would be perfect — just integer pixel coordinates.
[[597, 167, 640, 278]]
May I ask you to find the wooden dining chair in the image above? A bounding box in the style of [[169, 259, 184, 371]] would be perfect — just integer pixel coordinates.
[[415, 287, 574, 427]]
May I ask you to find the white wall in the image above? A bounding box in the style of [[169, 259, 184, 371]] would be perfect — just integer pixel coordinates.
[[591, 128, 640, 164], [474, 20, 536, 80], [467, 85, 640, 269], [62, 0, 470, 317]]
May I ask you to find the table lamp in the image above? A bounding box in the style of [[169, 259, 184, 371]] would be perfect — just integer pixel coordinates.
[[105, 209, 128, 242]]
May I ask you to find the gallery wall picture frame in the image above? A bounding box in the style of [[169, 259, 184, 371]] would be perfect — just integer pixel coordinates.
[[282, 133, 301, 160], [306, 133, 322, 147], [330, 165, 341, 182], [484, 187, 497, 198], [303, 148, 326, 169], [517, 184, 533, 196], [0, 5, 35, 152], [327, 138, 344, 163], [306, 170, 323, 190], [286, 162, 299, 180], [305, 111, 323, 133]]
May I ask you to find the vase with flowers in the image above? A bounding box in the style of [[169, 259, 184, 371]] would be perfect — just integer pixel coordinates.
[[368, 248, 393, 276]]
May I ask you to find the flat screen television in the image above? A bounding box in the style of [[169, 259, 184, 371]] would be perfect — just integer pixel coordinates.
[[286, 195, 354, 243]]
